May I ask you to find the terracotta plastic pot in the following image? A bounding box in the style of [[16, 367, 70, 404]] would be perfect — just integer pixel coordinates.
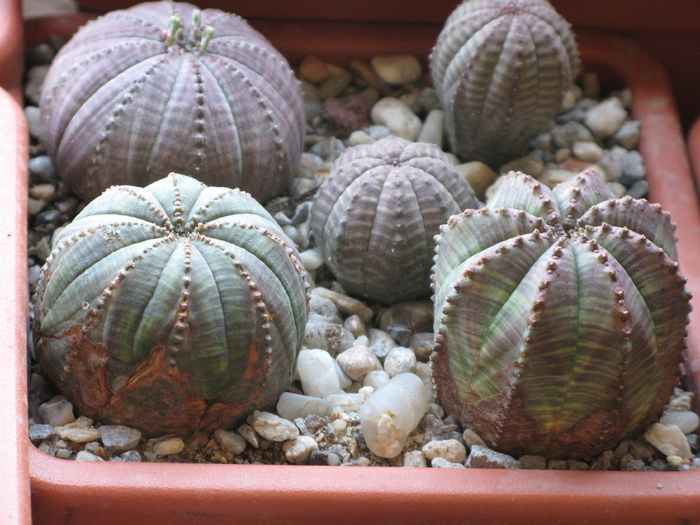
[[0, 87, 31, 525], [0, 0, 23, 100], [688, 118, 700, 193], [12, 9, 700, 525]]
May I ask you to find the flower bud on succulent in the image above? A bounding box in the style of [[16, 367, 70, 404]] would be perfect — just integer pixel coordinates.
[[431, 0, 580, 167], [40, 1, 305, 203], [311, 135, 479, 304], [431, 169, 691, 459], [33, 173, 309, 435]]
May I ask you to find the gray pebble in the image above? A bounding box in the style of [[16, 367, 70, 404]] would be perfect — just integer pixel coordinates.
[[430, 457, 466, 469], [621, 150, 646, 180], [550, 121, 594, 149], [29, 424, 55, 444], [119, 450, 142, 462], [98, 425, 142, 454], [214, 429, 247, 455], [385, 324, 412, 347], [465, 445, 521, 469], [383, 347, 417, 377], [309, 295, 342, 324], [28, 156, 56, 183], [309, 450, 342, 466], [309, 137, 346, 162], [613, 119, 641, 149]]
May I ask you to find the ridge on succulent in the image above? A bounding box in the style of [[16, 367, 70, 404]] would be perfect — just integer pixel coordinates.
[[430, 0, 581, 168], [33, 173, 309, 435], [431, 169, 692, 459], [40, 1, 305, 203], [311, 135, 479, 305]]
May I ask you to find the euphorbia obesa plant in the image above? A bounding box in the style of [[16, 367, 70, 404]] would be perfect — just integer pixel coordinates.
[[33, 173, 308, 435], [430, 0, 580, 167], [431, 170, 691, 459], [40, 1, 305, 203]]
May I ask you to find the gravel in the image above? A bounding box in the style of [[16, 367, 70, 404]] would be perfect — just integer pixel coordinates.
[[24, 39, 699, 471]]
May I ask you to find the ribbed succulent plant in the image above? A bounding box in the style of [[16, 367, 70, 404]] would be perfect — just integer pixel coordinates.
[[33, 173, 308, 435], [311, 135, 479, 304], [430, 0, 581, 167], [431, 169, 691, 459], [40, 1, 304, 203]]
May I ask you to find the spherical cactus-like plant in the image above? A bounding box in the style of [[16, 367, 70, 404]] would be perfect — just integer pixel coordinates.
[[40, 1, 305, 203], [430, 0, 581, 167], [431, 169, 691, 459], [311, 135, 479, 305], [33, 173, 309, 435]]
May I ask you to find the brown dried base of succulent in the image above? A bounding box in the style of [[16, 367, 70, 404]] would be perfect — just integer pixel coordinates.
[[432, 350, 681, 460], [35, 325, 253, 436]]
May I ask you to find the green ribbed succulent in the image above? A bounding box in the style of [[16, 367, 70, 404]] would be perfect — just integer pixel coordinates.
[[40, 1, 304, 203], [311, 135, 479, 304], [431, 170, 691, 459], [430, 0, 580, 167], [33, 173, 308, 435]]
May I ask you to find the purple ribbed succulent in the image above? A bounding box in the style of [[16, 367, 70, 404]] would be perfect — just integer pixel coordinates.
[[430, 0, 581, 167], [40, 1, 304, 203], [311, 135, 479, 304], [33, 173, 308, 435], [431, 170, 691, 459]]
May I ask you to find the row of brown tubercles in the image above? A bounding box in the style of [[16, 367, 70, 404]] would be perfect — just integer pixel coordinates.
[[34, 174, 309, 435], [431, 169, 692, 459]]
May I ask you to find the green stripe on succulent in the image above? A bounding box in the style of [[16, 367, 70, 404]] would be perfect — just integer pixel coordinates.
[[431, 169, 691, 459], [34, 173, 308, 435]]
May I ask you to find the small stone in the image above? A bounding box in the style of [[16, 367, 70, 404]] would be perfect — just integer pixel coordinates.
[[297, 348, 343, 397], [431, 457, 466, 469], [597, 146, 627, 180], [251, 410, 300, 442], [572, 141, 604, 162], [539, 169, 578, 188], [347, 130, 376, 146], [367, 328, 398, 351], [236, 423, 259, 448], [455, 161, 498, 201], [336, 345, 383, 382], [55, 417, 100, 443], [318, 64, 352, 99], [547, 460, 569, 470], [24, 106, 45, 140], [660, 411, 700, 435], [626, 179, 649, 199], [326, 393, 365, 412], [383, 347, 417, 377], [29, 183, 56, 202], [585, 97, 628, 138], [299, 249, 324, 272], [29, 424, 55, 444], [277, 392, 333, 421], [499, 155, 545, 177], [371, 97, 422, 141], [153, 437, 185, 456], [605, 182, 627, 198], [309, 450, 342, 466], [621, 150, 646, 180], [408, 332, 434, 362], [422, 439, 467, 464], [344, 314, 367, 338], [613, 120, 640, 149], [621, 459, 645, 471], [518, 455, 547, 469], [299, 55, 331, 84], [98, 425, 141, 454], [213, 429, 247, 456], [119, 450, 142, 462], [465, 445, 521, 469], [28, 156, 56, 182], [363, 370, 391, 390], [412, 362, 436, 404], [311, 287, 374, 323], [75, 450, 104, 462], [302, 317, 354, 355], [417, 109, 444, 148], [403, 450, 428, 468], [551, 120, 595, 149], [24, 65, 50, 104], [360, 373, 428, 458], [371, 54, 422, 85], [379, 300, 433, 333], [334, 359, 353, 389], [645, 423, 693, 460], [309, 295, 342, 324], [283, 435, 319, 464], [55, 449, 71, 459], [38, 395, 75, 427]]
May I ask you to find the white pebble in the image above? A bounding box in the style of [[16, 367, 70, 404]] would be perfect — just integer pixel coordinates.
[[585, 97, 628, 139], [251, 410, 300, 442], [75, 450, 104, 462], [659, 411, 700, 435], [213, 429, 247, 455], [413, 362, 436, 404], [384, 347, 417, 377], [363, 370, 391, 390], [360, 373, 428, 458], [29, 183, 56, 201], [347, 130, 376, 146], [277, 392, 332, 421], [417, 109, 444, 148], [153, 437, 185, 456], [403, 450, 428, 468], [371, 54, 422, 85], [283, 435, 319, 464], [297, 349, 342, 398], [572, 141, 603, 162], [422, 439, 467, 463], [334, 359, 353, 389], [431, 457, 466, 469], [336, 345, 383, 382], [645, 423, 693, 460], [371, 97, 422, 141], [325, 393, 365, 413], [38, 395, 75, 427], [24, 106, 45, 140], [298, 249, 324, 271]]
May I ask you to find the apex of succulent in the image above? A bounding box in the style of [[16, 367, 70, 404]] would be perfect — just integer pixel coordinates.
[[40, 1, 305, 204], [33, 173, 309, 435], [431, 0, 581, 168], [431, 169, 691, 459]]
